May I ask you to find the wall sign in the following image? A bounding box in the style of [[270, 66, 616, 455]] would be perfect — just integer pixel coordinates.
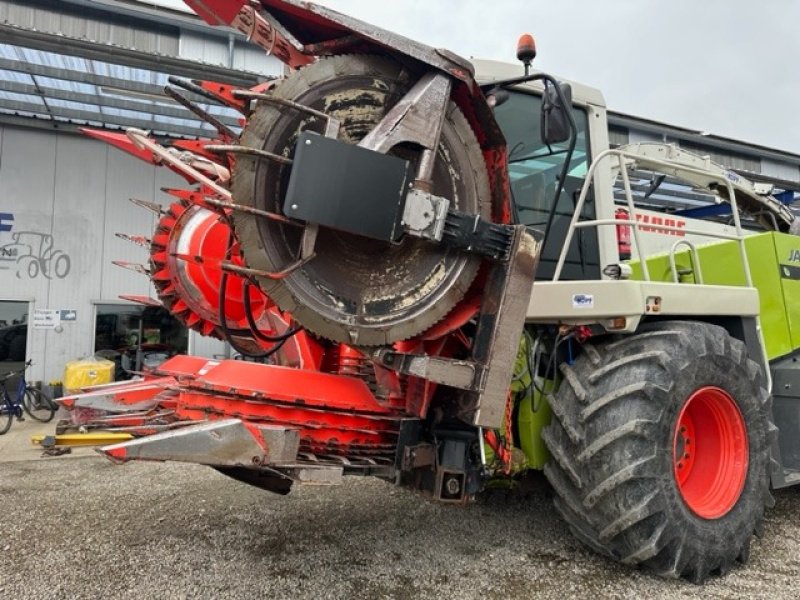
[[33, 309, 61, 330]]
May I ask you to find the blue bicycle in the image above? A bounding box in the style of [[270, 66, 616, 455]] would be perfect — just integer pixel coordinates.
[[0, 360, 55, 435]]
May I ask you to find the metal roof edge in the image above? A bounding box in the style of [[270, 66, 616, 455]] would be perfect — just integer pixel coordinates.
[[0, 22, 265, 87], [57, 0, 234, 39], [608, 111, 800, 166]]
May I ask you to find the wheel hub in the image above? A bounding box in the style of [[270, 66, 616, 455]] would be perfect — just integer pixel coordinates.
[[673, 386, 748, 519]]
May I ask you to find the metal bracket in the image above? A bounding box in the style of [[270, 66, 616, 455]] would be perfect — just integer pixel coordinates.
[[112, 260, 150, 276], [164, 85, 238, 141], [373, 349, 484, 392], [172, 252, 315, 281], [129, 197, 165, 215], [401, 443, 436, 470], [205, 144, 292, 166], [401, 189, 450, 242], [373, 228, 539, 429], [127, 128, 231, 199], [471, 229, 539, 428], [358, 71, 452, 189], [279, 465, 344, 485], [115, 232, 151, 248], [442, 210, 517, 261], [232, 90, 341, 138]]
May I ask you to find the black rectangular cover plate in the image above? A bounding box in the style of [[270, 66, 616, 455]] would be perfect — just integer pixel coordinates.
[[284, 131, 412, 242]]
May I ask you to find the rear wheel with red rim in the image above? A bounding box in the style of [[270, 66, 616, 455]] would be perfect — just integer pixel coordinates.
[[543, 320, 775, 583]]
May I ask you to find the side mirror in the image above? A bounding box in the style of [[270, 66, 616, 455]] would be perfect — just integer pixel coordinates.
[[541, 82, 572, 145]]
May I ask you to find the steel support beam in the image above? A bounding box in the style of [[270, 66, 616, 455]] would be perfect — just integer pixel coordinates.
[[31, 432, 135, 447], [0, 79, 241, 128], [0, 57, 201, 103], [0, 98, 213, 138], [0, 22, 263, 87]]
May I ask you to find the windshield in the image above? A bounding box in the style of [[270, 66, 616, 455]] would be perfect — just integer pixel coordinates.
[[493, 89, 600, 280]]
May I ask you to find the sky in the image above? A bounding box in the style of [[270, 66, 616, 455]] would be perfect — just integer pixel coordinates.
[[148, 0, 800, 154]]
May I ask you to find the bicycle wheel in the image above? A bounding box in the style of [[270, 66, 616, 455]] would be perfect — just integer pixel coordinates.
[[23, 388, 55, 423], [0, 402, 11, 435]]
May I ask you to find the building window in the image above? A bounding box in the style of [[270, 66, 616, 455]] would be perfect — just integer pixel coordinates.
[[679, 141, 761, 173], [94, 304, 187, 378], [0, 300, 28, 380], [608, 126, 629, 147]]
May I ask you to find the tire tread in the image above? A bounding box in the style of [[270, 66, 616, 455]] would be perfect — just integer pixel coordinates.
[[543, 320, 774, 582]]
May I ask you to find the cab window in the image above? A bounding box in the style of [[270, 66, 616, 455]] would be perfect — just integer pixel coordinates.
[[494, 90, 600, 280]]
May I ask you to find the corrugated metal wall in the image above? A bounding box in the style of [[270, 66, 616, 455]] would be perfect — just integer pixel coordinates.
[[178, 31, 280, 75], [762, 158, 800, 182], [0, 123, 187, 382], [0, 0, 180, 55]]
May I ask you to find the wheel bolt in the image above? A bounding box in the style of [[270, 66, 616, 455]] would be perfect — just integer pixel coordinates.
[[445, 476, 461, 496]]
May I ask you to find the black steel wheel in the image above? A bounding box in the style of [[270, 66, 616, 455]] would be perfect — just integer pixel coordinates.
[[542, 320, 775, 582], [23, 388, 55, 423], [232, 55, 490, 345]]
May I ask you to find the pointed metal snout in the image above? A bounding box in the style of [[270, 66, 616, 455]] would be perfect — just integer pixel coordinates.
[[99, 419, 300, 468]]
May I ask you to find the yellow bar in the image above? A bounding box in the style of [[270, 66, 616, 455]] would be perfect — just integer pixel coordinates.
[[31, 432, 134, 447]]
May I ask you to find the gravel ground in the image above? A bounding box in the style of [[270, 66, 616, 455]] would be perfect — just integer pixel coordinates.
[[2, 456, 800, 599]]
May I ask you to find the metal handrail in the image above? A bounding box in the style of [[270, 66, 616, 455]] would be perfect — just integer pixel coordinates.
[[669, 240, 704, 284], [550, 146, 770, 393], [552, 147, 753, 288]]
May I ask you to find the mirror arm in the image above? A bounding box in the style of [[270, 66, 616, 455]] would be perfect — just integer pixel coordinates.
[[483, 73, 578, 250], [534, 78, 578, 253]]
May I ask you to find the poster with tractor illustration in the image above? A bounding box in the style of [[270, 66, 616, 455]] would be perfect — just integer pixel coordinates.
[[0, 231, 71, 279]]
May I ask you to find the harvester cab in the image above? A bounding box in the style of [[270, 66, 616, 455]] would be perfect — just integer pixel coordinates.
[[66, 0, 800, 584]]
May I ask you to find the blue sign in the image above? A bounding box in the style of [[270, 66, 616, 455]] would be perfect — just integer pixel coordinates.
[[0, 213, 13, 232]]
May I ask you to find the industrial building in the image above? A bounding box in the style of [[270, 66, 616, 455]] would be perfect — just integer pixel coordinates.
[[0, 0, 281, 384], [0, 0, 797, 385]]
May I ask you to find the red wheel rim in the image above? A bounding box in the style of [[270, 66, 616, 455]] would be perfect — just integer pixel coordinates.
[[673, 386, 748, 519]]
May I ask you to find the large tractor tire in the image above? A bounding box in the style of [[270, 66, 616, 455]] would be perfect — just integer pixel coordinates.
[[542, 320, 775, 582], [232, 55, 490, 346]]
